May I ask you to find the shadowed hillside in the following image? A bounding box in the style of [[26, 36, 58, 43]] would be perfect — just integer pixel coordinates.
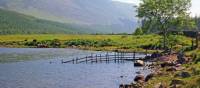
[[0, 9, 96, 34], [0, 0, 138, 33]]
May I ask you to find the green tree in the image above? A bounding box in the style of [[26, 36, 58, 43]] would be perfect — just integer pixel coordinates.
[[136, 0, 193, 50], [134, 27, 143, 35]]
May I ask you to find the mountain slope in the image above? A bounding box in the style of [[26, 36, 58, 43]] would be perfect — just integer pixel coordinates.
[[0, 0, 138, 33], [0, 9, 94, 34]]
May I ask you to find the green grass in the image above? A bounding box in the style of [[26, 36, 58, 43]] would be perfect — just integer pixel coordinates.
[[0, 34, 192, 52]]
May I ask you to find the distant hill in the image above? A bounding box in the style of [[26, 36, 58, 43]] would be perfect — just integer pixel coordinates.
[[0, 9, 95, 34], [0, 0, 138, 33]]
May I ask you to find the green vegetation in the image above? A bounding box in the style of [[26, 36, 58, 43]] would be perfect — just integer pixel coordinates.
[[0, 8, 92, 34], [0, 34, 192, 52], [64, 39, 115, 47], [133, 28, 144, 35], [132, 0, 200, 87], [136, 0, 194, 49], [145, 61, 200, 88]]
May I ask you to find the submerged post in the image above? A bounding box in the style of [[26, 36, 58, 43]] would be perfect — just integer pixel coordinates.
[[133, 51, 136, 59], [120, 52, 122, 62], [96, 54, 98, 63], [100, 54, 102, 62], [117, 52, 120, 63], [76, 57, 78, 64], [86, 56, 88, 64], [114, 52, 116, 63], [73, 59, 75, 64]]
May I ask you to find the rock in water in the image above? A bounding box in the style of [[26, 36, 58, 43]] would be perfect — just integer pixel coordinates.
[[134, 74, 145, 83], [134, 60, 144, 66]]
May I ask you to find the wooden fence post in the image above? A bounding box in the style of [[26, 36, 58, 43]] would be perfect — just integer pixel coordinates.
[[114, 52, 116, 63], [96, 54, 98, 63], [86, 56, 88, 64], [72, 59, 74, 64], [100, 54, 102, 62], [76, 57, 78, 64]]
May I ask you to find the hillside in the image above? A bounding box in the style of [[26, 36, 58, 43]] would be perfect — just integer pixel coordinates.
[[0, 0, 138, 33], [0, 9, 95, 34]]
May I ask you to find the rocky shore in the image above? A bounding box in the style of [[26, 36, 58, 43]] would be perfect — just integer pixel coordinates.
[[120, 51, 193, 88]]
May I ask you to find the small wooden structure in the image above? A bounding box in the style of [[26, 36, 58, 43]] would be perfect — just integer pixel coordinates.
[[61, 52, 150, 64]]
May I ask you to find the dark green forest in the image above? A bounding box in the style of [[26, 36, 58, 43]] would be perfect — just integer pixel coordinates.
[[0, 9, 93, 34]]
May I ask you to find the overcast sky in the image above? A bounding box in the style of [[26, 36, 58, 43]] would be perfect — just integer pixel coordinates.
[[113, 0, 200, 17]]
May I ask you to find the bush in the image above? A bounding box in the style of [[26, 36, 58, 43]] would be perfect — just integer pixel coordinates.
[[64, 39, 115, 47], [50, 39, 61, 48], [134, 27, 143, 35], [24, 39, 61, 48], [25, 39, 37, 46]]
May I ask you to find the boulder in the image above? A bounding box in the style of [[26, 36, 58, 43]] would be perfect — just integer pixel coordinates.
[[174, 72, 191, 78], [119, 84, 134, 88], [180, 72, 191, 78], [134, 60, 144, 67], [136, 71, 141, 74], [160, 62, 175, 68], [145, 73, 155, 82], [134, 74, 145, 83]]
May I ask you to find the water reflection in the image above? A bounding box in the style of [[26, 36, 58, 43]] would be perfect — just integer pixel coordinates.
[[0, 48, 150, 88]]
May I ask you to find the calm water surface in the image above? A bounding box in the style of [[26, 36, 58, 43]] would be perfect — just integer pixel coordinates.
[[0, 48, 150, 88]]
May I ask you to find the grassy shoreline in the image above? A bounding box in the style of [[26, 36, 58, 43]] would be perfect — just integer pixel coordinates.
[[0, 34, 192, 52]]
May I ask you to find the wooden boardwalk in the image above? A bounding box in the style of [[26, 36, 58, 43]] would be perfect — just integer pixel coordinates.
[[61, 52, 150, 64]]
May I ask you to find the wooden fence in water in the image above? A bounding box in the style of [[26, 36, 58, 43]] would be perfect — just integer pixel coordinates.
[[61, 52, 150, 64]]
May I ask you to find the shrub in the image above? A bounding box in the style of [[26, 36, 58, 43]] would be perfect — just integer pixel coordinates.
[[25, 39, 38, 46], [50, 39, 61, 48], [134, 27, 143, 35], [64, 39, 115, 47]]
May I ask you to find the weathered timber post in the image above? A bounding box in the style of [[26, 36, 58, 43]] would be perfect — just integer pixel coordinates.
[[117, 52, 120, 63], [114, 52, 116, 63], [122, 52, 125, 63], [106, 52, 108, 62], [72, 59, 75, 64], [120, 52, 123, 62], [100, 54, 102, 62], [196, 31, 200, 48], [86, 56, 88, 64], [107, 52, 109, 63], [133, 51, 136, 60], [96, 54, 98, 63], [76, 57, 78, 64]]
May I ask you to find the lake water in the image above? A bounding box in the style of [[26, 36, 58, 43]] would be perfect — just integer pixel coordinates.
[[0, 48, 150, 88]]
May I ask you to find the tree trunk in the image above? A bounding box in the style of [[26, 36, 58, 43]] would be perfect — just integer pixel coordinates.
[[196, 31, 199, 48], [163, 28, 167, 50]]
